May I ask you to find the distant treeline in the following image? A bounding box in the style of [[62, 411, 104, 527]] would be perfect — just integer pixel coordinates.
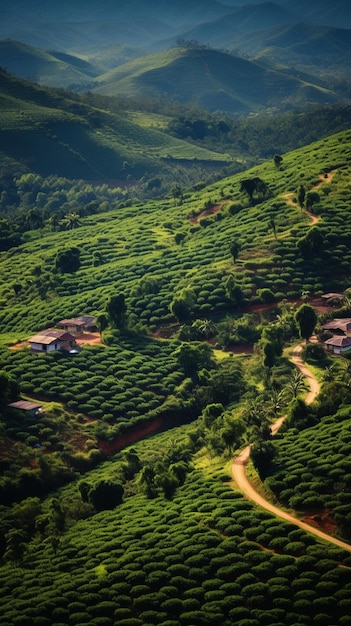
[[78, 89, 351, 158]]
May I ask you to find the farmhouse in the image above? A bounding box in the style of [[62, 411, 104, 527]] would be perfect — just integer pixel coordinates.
[[28, 329, 77, 353], [56, 315, 97, 334], [8, 400, 43, 417], [324, 335, 351, 355], [322, 318, 351, 336]]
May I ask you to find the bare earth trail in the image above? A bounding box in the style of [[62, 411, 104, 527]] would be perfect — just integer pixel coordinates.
[[280, 168, 338, 227], [231, 341, 351, 553]]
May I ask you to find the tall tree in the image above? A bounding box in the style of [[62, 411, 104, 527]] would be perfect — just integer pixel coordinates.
[[269, 218, 277, 240], [305, 191, 320, 212], [225, 274, 244, 308], [273, 154, 283, 170], [60, 212, 81, 230], [240, 177, 268, 203], [106, 293, 127, 328], [174, 342, 215, 378], [295, 303, 317, 343], [229, 240, 241, 263], [297, 184, 305, 209]]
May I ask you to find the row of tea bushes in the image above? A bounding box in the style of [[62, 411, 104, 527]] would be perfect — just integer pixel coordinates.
[[0, 453, 350, 626], [265, 407, 351, 539], [0, 339, 184, 424]]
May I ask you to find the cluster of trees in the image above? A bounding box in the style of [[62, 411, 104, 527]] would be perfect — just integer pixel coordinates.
[[0, 172, 130, 250]]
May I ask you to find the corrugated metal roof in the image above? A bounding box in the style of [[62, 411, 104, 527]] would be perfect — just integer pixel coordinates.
[[57, 315, 96, 326], [324, 336, 351, 347], [9, 401, 42, 411], [322, 318, 351, 331], [29, 329, 75, 344]]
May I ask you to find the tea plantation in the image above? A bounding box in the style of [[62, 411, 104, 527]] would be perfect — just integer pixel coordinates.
[[1, 129, 351, 625]]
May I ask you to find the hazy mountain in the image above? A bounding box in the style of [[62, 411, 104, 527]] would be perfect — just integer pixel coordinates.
[[0, 0, 350, 55], [179, 2, 297, 49], [0, 40, 100, 88], [0, 0, 350, 114], [283, 0, 351, 29], [229, 22, 351, 98], [0, 0, 231, 51], [93, 46, 343, 114], [232, 22, 351, 64]]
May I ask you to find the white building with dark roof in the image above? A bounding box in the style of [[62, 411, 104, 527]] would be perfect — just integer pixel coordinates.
[[28, 329, 77, 353], [324, 335, 351, 355]]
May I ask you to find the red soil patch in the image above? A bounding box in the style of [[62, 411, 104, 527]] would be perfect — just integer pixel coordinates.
[[9, 341, 29, 350], [97, 415, 164, 456], [189, 204, 221, 224], [302, 509, 338, 536], [75, 332, 103, 347]]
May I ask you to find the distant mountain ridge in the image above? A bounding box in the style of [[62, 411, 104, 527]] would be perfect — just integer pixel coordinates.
[[0, 0, 350, 115], [0, 0, 350, 54]]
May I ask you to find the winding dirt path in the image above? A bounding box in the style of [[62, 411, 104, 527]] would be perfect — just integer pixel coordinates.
[[231, 341, 351, 552], [281, 168, 338, 227]]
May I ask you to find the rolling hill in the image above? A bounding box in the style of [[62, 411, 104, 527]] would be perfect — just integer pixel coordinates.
[[0, 36, 351, 624], [230, 23, 351, 79], [0, 68, 232, 181], [1, 2, 351, 624], [179, 1, 297, 49], [92, 45, 344, 114], [0, 40, 100, 89]]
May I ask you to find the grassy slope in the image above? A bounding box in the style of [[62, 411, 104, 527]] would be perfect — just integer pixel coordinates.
[[0, 40, 99, 88], [0, 424, 350, 625], [0, 70, 230, 180], [1, 127, 351, 338]]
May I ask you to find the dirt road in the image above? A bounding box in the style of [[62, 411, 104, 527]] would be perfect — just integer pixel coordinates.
[[231, 342, 351, 552]]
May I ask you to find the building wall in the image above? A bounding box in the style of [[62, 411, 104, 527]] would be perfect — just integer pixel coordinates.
[[30, 342, 60, 352], [47, 343, 60, 352], [30, 342, 44, 352]]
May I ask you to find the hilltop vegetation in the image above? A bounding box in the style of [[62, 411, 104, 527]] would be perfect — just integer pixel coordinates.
[[1, 68, 351, 219]]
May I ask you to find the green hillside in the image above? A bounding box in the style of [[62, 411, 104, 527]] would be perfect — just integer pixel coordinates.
[[0, 40, 99, 89], [0, 126, 350, 345], [1, 127, 351, 624], [0, 68, 231, 181], [93, 45, 343, 113]]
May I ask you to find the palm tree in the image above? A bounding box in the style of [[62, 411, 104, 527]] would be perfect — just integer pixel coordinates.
[[286, 369, 307, 399], [322, 364, 337, 383], [196, 318, 216, 339], [268, 388, 285, 418], [60, 212, 81, 230]]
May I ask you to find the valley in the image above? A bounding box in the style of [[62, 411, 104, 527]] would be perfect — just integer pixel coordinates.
[[0, 2, 351, 625]]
